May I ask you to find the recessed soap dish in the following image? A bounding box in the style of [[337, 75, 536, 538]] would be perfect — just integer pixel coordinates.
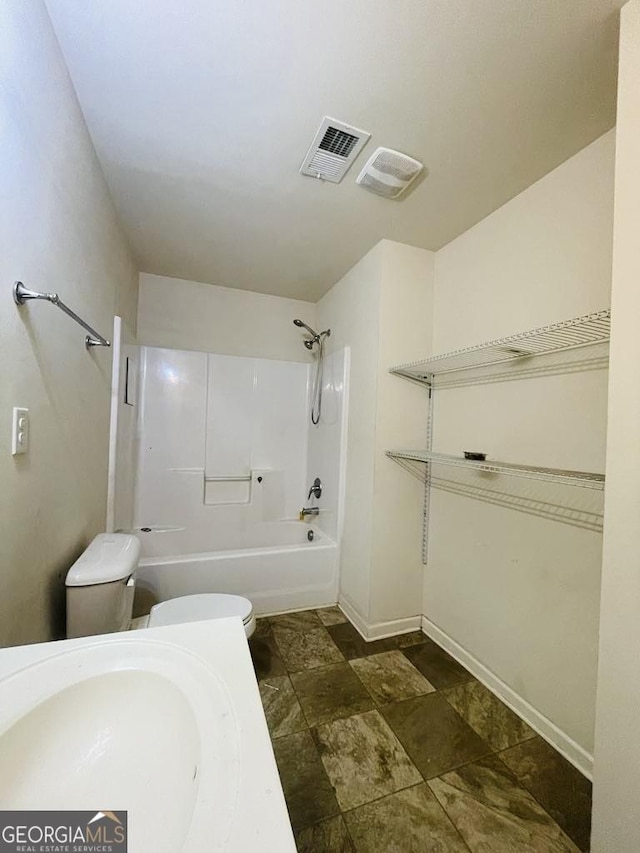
[[464, 451, 487, 461]]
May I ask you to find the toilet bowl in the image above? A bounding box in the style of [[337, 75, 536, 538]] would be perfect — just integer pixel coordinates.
[[65, 533, 255, 639], [148, 593, 256, 637]]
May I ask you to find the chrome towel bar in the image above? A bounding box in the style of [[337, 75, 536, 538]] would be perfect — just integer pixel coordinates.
[[13, 281, 111, 348]]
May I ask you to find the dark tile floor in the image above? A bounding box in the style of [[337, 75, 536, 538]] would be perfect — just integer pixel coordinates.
[[250, 607, 591, 853]]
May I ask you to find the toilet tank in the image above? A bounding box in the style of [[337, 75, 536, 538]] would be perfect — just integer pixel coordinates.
[[66, 533, 141, 639]]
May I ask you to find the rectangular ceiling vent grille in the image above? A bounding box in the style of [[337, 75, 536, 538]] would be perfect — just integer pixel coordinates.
[[319, 127, 359, 157], [300, 117, 370, 183]]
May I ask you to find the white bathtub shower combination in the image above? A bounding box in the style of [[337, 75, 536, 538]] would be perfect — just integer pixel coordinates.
[[119, 345, 349, 615]]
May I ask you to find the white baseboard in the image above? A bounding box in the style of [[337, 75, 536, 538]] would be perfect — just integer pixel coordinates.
[[366, 614, 422, 640], [338, 596, 421, 641], [421, 616, 593, 780], [337, 595, 369, 639]]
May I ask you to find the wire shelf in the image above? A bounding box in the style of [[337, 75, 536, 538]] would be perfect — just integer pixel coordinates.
[[386, 450, 605, 490], [390, 309, 610, 386]]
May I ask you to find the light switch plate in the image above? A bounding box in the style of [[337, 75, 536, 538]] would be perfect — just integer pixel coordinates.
[[11, 407, 29, 455]]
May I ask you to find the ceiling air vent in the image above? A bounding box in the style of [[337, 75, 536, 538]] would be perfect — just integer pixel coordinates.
[[356, 147, 424, 199], [300, 117, 371, 183]]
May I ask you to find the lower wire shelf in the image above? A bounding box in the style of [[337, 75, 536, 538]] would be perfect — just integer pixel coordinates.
[[386, 450, 605, 533], [385, 450, 604, 489]]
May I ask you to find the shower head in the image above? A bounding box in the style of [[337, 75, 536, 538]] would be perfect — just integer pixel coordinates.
[[293, 319, 331, 350], [293, 318, 319, 338]]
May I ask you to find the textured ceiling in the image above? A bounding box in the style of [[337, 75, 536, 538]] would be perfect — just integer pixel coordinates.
[[45, 0, 622, 300]]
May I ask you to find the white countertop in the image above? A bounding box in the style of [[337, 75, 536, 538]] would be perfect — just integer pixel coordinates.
[[0, 617, 296, 852]]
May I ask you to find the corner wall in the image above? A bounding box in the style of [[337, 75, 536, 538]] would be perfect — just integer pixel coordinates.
[[591, 2, 640, 847], [0, 2, 139, 646], [317, 240, 434, 631], [370, 242, 434, 629], [316, 245, 383, 621], [426, 130, 614, 766]]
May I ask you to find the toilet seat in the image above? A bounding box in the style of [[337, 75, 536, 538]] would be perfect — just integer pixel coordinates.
[[147, 593, 256, 637]]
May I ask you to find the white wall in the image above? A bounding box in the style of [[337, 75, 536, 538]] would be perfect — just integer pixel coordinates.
[[592, 2, 640, 848], [137, 273, 316, 363], [425, 130, 614, 765], [370, 242, 434, 628], [317, 240, 435, 631], [0, 1, 138, 646], [317, 245, 383, 619]]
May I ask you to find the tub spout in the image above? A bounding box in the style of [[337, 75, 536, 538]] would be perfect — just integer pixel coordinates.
[[299, 507, 320, 520]]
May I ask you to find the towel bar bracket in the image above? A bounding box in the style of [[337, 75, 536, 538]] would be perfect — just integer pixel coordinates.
[[13, 280, 111, 349]]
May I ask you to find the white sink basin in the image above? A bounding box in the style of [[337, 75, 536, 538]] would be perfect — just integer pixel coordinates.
[[0, 626, 269, 852]]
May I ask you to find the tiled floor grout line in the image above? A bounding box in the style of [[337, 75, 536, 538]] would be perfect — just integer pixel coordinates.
[[263, 618, 497, 826], [273, 639, 487, 843], [338, 780, 475, 853], [255, 611, 588, 851], [420, 782, 475, 853], [263, 620, 353, 839], [490, 748, 586, 852]]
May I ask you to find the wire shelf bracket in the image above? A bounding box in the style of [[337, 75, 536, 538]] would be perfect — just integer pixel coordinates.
[[13, 280, 111, 349]]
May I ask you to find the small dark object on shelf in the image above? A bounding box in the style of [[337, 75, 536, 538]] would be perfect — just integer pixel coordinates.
[[464, 451, 487, 461]]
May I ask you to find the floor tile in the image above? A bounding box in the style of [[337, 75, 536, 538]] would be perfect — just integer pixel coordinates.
[[499, 736, 592, 852], [295, 816, 355, 853], [291, 663, 374, 726], [403, 639, 475, 689], [350, 650, 435, 705], [343, 783, 469, 853], [273, 626, 345, 671], [316, 606, 349, 627], [248, 633, 287, 680], [272, 729, 340, 832], [429, 755, 580, 852], [314, 709, 422, 811], [388, 630, 428, 649], [443, 681, 535, 751], [269, 610, 323, 632], [325, 622, 409, 660], [253, 617, 273, 638], [259, 675, 307, 739], [382, 693, 491, 779]]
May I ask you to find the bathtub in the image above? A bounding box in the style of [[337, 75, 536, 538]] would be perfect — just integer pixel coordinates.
[[134, 521, 338, 616]]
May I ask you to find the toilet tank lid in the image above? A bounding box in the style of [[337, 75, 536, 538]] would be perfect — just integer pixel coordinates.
[[66, 533, 142, 587]]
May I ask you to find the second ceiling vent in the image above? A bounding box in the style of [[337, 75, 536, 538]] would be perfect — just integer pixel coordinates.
[[300, 117, 370, 183], [356, 147, 424, 199]]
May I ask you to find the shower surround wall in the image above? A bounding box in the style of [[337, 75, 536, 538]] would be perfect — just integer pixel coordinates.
[[131, 341, 348, 613], [306, 347, 350, 544], [135, 346, 309, 540], [106, 317, 139, 535]]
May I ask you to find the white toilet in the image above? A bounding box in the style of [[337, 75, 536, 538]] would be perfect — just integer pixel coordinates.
[[65, 533, 256, 639]]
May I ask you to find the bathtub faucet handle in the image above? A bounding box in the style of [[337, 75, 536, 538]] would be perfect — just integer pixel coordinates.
[[308, 477, 322, 500]]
